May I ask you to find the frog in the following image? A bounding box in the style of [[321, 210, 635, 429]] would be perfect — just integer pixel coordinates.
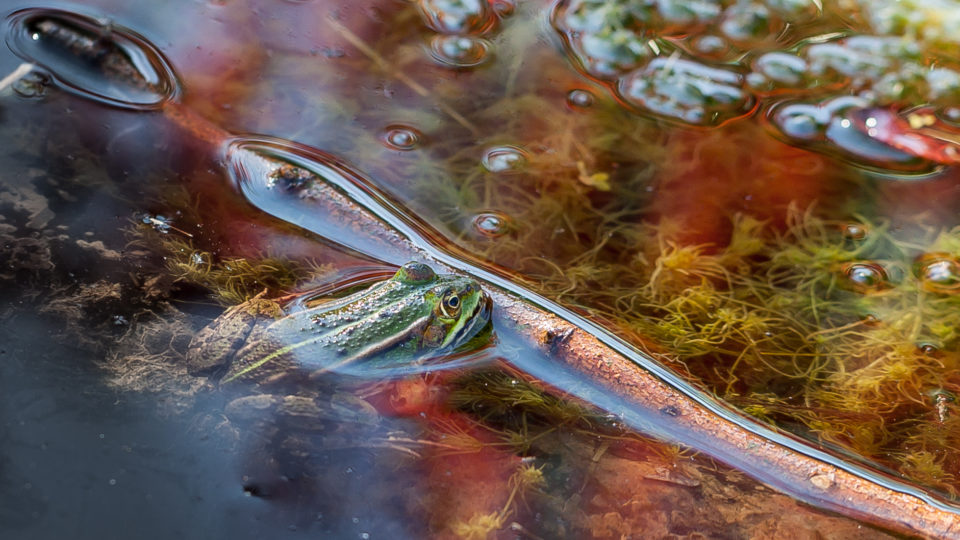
[[186, 261, 493, 385], [183, 262, 494, 478]]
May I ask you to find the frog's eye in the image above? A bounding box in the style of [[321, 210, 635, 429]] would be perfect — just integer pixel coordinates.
[[439, 291, 461, 318]]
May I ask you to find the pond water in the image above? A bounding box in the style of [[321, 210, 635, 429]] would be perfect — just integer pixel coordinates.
[[4, 0, 960, 538]]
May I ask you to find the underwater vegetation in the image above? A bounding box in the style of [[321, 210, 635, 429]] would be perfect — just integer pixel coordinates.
[[489, 199, 960, 494], [160, 235, 323, 305]]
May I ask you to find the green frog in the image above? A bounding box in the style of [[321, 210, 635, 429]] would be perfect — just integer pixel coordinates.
[[186, 261, 493, 385]]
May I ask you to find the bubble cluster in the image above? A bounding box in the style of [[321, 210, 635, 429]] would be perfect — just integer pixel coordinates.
[[550, 0, 960, 168], [618, 56, 754, 125]]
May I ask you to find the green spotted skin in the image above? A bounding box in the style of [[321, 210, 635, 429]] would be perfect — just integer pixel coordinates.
[[223, 262, 491, 382]]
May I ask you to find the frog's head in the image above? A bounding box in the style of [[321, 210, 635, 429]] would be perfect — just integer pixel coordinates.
[[393, 262, 492, 352]]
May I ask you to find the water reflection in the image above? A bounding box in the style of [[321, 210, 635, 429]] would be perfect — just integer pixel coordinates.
[[5, 8, 180, 108], [3, 0, 960, 537]]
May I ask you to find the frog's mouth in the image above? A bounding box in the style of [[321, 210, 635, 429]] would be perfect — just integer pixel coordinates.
[[442, 290, 493, 351]]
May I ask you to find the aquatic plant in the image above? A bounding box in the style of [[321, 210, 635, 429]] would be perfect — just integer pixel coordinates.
[[483, 202, 960, 494], [148, 233, 326, 305]]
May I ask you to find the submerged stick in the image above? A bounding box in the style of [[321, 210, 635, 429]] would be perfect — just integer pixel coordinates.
[[492, 291, 960, 538]]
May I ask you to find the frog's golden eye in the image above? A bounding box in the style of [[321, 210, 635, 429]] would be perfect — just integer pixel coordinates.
[[440, 291, 461, 318]]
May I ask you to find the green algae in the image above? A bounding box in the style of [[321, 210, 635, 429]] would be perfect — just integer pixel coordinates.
[[135, 229, 323, 306]]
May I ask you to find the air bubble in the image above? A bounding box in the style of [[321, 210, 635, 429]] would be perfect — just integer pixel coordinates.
[[381, 125, 422, 151], [914, 253, 960, 294], [842, 223, 867, 240], [481, 145, 528, 173], [429, 35, 491, 68], [471, 211, 511, 238], [774, 106, 823, 141], [720, 2, 776, 45], [841, 262, 888, 293], [566, 89, 595, 110]]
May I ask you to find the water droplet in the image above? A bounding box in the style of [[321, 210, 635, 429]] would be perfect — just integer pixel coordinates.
[[481, 145, 527, 173], [429, 35, 491, 68], [566, 89, 595, 110], [381, 124, 422, 151], [841, 262, 888, 293], [914, 253, 960, 294], [5, 8, 180, 109], [471, 211, 511, 238]]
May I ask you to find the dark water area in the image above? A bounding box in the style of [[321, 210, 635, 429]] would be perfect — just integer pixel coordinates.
[[5, 0, 960, 538]]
